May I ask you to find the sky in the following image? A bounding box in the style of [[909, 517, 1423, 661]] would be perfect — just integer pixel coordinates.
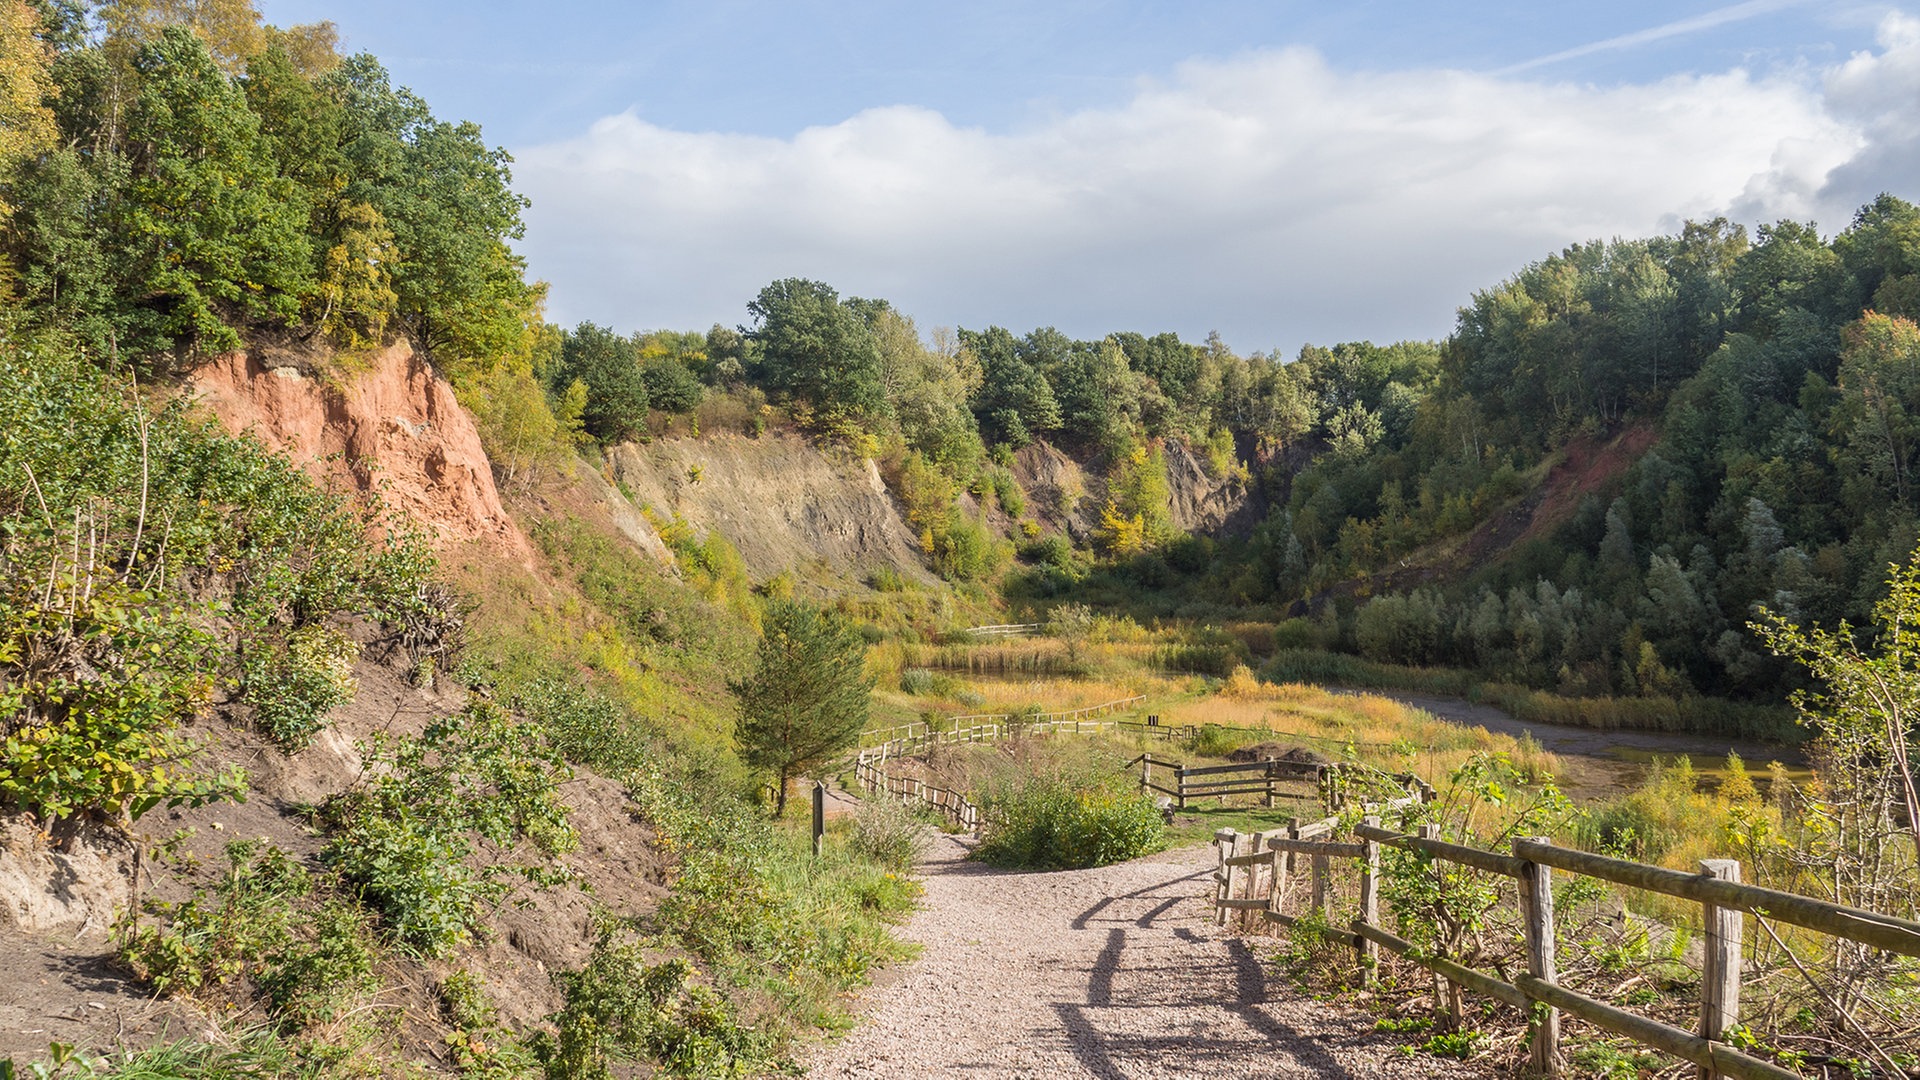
[[251, 1, 1920, 356]]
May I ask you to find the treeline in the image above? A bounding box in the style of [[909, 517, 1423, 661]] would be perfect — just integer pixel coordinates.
[[0, 0, 572, 474], [1246, 201, 1920, 701]]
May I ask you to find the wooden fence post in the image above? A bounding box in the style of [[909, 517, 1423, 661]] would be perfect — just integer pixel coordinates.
[[1518, 836, 1561, 1077], [1358, 814, 1380, 987], [1311, 847, 1331, 919], [1215, 829, 1237, 927], [1177, 767, 1189, 811], [1417, 823, 1461, 1028], [1699, 859, 1743, 1079]]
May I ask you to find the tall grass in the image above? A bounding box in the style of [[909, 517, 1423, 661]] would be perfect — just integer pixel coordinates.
[[1259, 649, 1802, 743]]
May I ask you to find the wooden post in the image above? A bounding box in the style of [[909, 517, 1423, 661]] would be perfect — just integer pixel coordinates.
[[1177, 767, 1189, 811], [1418, 823, 1459, 1027], [1140, 755, 1150, 796], [1699, 859, 1743, 1079], [1358, 814, 1381, 986], [1518, 836, 1561, 1077], [1311, 848, 1331, 918], [1215, 829, 1237, 926], [811, 781, 826, 859]]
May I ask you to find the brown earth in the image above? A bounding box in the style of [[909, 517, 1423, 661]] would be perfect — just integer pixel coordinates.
[[185, 341, 531, 559], [604, 433, 935, 584]]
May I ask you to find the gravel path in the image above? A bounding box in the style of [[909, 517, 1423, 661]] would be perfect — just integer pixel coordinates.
[[805, 833, 1496, 1079]]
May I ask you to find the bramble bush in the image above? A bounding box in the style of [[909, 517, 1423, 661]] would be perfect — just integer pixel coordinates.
[[320, 701, 576, 957]]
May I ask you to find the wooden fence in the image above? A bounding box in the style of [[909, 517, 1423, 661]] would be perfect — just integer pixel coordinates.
[[958, 622, 1044, 637], [854, 695, 1163, 832], [853, 756, 981, 831], [1212, 805, 1920, 1079]]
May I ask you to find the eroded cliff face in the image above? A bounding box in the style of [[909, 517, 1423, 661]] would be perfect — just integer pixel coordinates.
[[605, 434, 934, 584], [185, 342, 530, 558]]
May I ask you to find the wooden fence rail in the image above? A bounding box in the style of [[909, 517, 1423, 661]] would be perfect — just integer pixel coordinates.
[[854, 695, 1159, 833], [1212, 807, 1920, 1080]]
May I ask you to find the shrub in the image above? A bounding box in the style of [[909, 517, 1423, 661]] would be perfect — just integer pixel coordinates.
[[0, 339, 433, 823], [848, 797, 929, 873], [533, 940, 767, 1080], [119, 840, 378, 1029], [321, 701, 576, 956], [975, 778, 1164, 870], [245, 624, 360, 750]]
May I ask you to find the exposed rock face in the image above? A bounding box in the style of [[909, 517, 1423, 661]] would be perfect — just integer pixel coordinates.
[[1014, 439, 1256, 540], [604, 434, 933, 583], [185, 342, 530, 558], [1013, 441, 1102, 540], [1161, 438, 1253, 535]]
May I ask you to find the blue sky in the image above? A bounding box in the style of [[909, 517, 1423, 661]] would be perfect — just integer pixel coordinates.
[[257, 1, 1920, 354]]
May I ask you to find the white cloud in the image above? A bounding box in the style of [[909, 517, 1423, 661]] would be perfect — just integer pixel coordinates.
[[514, 34, 1901, 351]]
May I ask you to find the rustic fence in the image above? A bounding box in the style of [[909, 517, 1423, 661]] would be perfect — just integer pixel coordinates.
[[1129, 754, 1415, 811], [853, 695, 1164, 831], [958, 622, 1044, 638], [1212, 803, 1920, 1079]]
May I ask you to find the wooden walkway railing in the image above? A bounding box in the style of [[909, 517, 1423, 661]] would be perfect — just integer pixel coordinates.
[[1211, 804, 1920, 1079]]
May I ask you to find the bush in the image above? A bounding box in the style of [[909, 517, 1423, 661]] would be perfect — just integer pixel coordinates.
[[533, 939, 767, 1080], [245, 624, 360, 750], [975, 779, 1164, 870], [120, 840, 378, 1029], [848, 797, 929, 873], [321, 702, 576, 956]]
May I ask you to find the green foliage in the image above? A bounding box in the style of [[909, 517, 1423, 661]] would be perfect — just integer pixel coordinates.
[[641, 355, 704, 414], [437, 970, 539, 1079], [320, 701, 576, 956], [746, 278, 885, 428], [847, 796, 929, 873], [627, 760, 918, 1049], [556, 321, 648, 443], [532, 940, 766, 1080], [120, 840, 378, 1029], [243, 624, 358, 750], [730, 599, 873, 817], [111, 27, 312, 355], [974, 771, 1165, 870], [0, 339, 430, 822]]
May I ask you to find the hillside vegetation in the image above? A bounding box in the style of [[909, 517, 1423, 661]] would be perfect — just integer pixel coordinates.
[[2, 1, 1918, 1077]]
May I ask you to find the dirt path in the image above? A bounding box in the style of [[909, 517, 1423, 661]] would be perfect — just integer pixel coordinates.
[[805, 835, 1494, 1079]]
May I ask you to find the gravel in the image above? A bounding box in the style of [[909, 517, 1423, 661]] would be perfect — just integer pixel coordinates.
[[805, 834, 1498, 1079]]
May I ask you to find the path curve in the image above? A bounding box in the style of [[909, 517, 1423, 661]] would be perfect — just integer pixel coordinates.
[[806, 835, 1494, 1079]]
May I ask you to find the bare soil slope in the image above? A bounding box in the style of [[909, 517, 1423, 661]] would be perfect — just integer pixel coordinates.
[[606, 434, 934, 584]]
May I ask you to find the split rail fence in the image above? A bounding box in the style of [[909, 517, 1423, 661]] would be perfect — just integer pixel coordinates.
[[1129, 754, 1412, 811], [1212, 801, 1920, 1079], [853, 695, 1171, 831]]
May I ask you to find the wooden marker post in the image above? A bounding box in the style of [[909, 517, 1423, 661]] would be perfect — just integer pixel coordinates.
[[811, 781, 826, 859], [1518, 836, 1561, 1077], [1358, 815, 1381, 987]]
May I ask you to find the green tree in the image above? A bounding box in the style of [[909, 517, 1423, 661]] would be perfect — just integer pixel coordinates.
[[556, 321, 647, 443], [328, 53, 534, 367], [745, 278, 885, 428], [729, 599, 873, 818], [111, 26, 311, 356]]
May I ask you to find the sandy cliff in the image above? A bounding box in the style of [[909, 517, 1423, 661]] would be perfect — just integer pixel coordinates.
[[186, 341, 531, 558]]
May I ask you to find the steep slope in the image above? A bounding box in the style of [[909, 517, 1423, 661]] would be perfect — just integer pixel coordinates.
[[605, 434, 934, 583], [186, 341, 531, 558]]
